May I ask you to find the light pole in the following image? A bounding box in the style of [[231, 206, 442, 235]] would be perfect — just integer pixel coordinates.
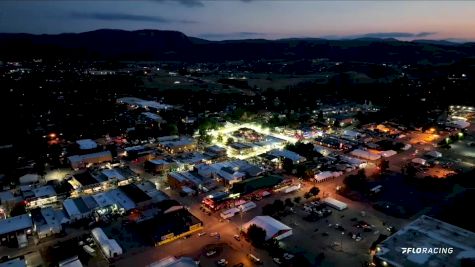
[[340, 231, 345, 251]]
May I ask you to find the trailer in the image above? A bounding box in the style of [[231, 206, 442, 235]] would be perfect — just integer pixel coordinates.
[[220, 207, 240, 219], [238, 201, 257, 212], [284, 184, 301, 194], [91, 227, 123, 259], [322, 197, 348, 211]]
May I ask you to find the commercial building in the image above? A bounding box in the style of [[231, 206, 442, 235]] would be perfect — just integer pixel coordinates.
[[243, 216, 292, 241], [267, 149, 306, 164], [350, 149, 381, 161], [31, 207, 64, 238], [167, 172, 203, 191], [158, 137, 196, 154], [68, 151, 113, 170], [0, 214, 32, 247], [144, 159, 177, 174], [134, 205, 203, 246], [25, 185, 58, 208], [117, 97, 174, 111], [375, 215, 475, 267]]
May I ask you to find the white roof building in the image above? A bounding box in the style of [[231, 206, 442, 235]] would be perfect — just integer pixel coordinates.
[[350, 149, 381, 161], [243, 216, 292, 241], [91, 227, 123, 259]]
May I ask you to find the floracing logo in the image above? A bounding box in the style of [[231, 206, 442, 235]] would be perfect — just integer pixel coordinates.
[[401, 247, 454, 254]]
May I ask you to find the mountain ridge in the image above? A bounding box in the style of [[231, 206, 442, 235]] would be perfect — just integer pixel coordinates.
[[1, 29, 474, 63]]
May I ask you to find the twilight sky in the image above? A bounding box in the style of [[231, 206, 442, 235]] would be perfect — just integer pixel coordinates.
[[1, 1, 474, 41]]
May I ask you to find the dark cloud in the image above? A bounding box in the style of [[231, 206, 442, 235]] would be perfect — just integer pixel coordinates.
[[198, 32, 267, 39], [70, 12, 197, 24], [151, 0, 204, 7], [361, 32, 436, 38]]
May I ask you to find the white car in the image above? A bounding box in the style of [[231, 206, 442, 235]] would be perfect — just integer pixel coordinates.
[[206, 250, 217, 257], [217, 259, 228, 266], [283, 253, 294, 260], [210, 232, 219, 237], [273, 258, 283, 265]]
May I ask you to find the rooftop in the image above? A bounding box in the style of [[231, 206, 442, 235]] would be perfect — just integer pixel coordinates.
[[120, 184, 151, 204], [0, 214, 32, 235], [76, 139, 97, 150], [376, 215, 475, 267]]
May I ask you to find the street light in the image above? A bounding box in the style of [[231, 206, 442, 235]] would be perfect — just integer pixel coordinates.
[[340, 231, 345, 251]]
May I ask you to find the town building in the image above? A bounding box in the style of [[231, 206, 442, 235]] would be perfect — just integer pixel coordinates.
[[68, 151, 113, 170], [0, 214, 32, 247]]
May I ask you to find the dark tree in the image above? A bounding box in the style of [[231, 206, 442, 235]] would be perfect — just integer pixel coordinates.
[[309, 186, 320, 197], [294, 196, 301, 204], [247, 224, 267, 247], [284, 198, 294, 207], [379, 159, 390, 173], [273, 199, 285, 212], [282, 158, 294, 173], [262, 204, 276, 216]]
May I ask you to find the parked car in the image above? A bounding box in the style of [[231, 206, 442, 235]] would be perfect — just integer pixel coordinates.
[[206, 250, 217, 257], [217, 259, 228, 266]]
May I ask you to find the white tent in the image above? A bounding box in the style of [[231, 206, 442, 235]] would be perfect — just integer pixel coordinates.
[[243, 216, 292, 240]]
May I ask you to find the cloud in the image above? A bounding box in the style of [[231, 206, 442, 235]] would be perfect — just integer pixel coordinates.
[[198, 32, 267, 40], [360, 32, 437, 39], [151, 0, 204, 7], [69, 12, 197, 24]]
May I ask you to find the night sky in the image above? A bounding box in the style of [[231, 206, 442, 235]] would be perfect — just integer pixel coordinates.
[[1, 1, 474, 41]]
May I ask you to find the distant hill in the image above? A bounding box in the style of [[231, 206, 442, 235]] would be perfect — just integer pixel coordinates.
[[1, 29, 475, 63]]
